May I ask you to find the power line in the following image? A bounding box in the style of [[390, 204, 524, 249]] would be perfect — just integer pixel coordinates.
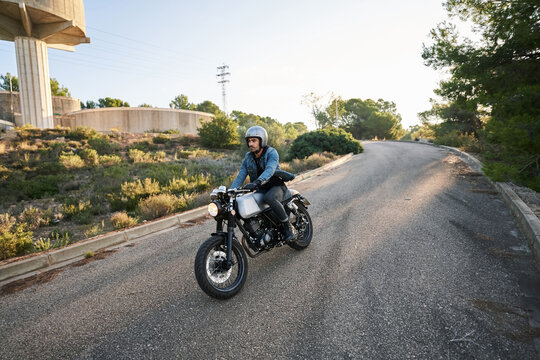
[[216, 64, 230, 114]]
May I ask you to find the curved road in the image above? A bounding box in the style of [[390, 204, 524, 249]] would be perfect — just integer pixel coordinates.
[[1, 142, 539, 359]]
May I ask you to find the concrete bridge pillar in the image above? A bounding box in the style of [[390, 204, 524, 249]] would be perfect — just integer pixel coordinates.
[[14, 36, 54, 129]]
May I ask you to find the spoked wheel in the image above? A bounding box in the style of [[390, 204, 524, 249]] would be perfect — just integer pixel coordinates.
[[288, 201, 313, 250], [194, 235, 248, 299]]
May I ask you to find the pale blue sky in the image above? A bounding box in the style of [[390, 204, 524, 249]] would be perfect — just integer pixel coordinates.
[[0, 0, 448, 129]]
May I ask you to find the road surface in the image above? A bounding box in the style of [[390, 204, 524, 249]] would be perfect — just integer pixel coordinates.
[[1, 142, 538, 359]]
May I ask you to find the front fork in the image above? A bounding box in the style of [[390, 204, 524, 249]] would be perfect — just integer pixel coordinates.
[[212, 200, 236, 269]]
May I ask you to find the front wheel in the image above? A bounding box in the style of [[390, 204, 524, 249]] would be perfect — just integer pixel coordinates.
[[288, 201, 313, 250], [194, 235, 248, 299]]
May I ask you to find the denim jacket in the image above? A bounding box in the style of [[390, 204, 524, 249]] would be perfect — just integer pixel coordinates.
[[231, 146, 281, 189]]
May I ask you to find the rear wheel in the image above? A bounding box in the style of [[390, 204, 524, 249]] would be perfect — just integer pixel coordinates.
[[194, 235, 248, 299], [288, 201, 313, 250]]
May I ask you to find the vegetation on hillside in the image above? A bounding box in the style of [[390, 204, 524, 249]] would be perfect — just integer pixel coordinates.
[[419, 0, 539, 191], [0, 124, 342, 261]]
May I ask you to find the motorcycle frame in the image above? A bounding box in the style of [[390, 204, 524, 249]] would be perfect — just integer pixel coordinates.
[[211, 192, 309, 267]]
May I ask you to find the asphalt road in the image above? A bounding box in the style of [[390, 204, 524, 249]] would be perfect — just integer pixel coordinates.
[[1, 142, 539, 359]]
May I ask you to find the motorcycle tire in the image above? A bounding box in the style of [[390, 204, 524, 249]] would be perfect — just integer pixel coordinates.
[[288, 201, 313, 250], [194, 235, 248, 299]]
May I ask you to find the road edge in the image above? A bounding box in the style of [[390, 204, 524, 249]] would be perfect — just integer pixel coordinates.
[[392, 140, 540, 265], [0, 153, 354, 284]]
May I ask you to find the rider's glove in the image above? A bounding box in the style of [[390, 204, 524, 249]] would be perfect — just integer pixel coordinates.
[[243, 180, 261, 191]]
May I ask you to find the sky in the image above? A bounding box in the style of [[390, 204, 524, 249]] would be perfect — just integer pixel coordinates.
[[0, 0, 449, 130]]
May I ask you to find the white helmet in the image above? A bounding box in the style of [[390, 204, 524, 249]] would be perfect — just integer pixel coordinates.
[[245, 126, 268, 147]]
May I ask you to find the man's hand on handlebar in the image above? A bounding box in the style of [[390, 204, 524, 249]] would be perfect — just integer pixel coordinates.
[[242, 180, 261, 191]]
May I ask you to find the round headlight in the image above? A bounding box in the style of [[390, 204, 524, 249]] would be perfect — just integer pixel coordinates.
[[208, 202, 219, 217]]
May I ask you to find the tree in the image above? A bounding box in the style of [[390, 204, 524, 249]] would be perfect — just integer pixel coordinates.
[[169, 94, 194, 110], [50, 78, 70, 97], [97, 97, 129, 108], [422, 0, 540, 189], [138, 103, 153, 107], [302, 92, 337, 129], [195, 100, 222, 115], [341, 98, 404, 140], [0, 73, 18, 91], [2, 73, 72, 97], [198, 114, 239, 149], [81, 100, 97, 109]]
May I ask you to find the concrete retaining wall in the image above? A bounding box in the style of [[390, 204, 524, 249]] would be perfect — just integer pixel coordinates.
[[58, 107, 214, 134]]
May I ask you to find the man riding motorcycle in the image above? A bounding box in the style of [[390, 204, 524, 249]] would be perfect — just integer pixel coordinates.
[[231, 126, 295, 243]]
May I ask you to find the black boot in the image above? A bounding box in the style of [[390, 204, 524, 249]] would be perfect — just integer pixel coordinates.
[[280, 220, 295, 243]]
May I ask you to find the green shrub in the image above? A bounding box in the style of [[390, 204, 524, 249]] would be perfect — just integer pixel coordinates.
[[67, 126, 99, 140], [34, 234, 70, 252], [15, 125, 42, 140], [129, 140, 157, 152], [289, 128, 363, 159], [0, 222, 34, 260], [109, 178, 161, 211], [83, 223, 103, 238], [34, 237, 52, 252], [198, 114, 239, 149], [79, 148, 99, 166], [134, 163, 188, 185], [0, 213, 16, 230], [40, 141, 69, 161], [18, 206, 52, 229], [138, 193, 190, 220], [129, 149, 153, 163], [280, 152, 338, 174], [34, 161, 64, 175], [99, 154, 122, 167], [62, 199, 94, 224], [88, 137, 120, 155], [153, 134, 170, 144], [23, 175, 61, 199], [164, 173, 212, 194], [60, 152, 85, 169], [154, 151, 166, 161], [122, 178, 161, 199], [110, 211, 138, 229]]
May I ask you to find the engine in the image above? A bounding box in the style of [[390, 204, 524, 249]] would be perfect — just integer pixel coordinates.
[[244, 217, 275, 249]]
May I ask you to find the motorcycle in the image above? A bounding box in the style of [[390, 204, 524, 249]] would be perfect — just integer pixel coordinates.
[[194, 185, 313, 299]]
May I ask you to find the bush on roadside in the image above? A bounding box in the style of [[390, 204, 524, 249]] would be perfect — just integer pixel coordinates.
[[110, 211, 138, 229], [0, 222, 34, 260], [18, 206, 52, 229], [34, 233, 70, 252], [138, 193, 190, 220], [289, 128, 362, 159], [280, 152, 338, 174], [62, 199, 94, 224], [108, 178, 161, 211], [164, 173, 212, 194], [198, 114, 239, 149]]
